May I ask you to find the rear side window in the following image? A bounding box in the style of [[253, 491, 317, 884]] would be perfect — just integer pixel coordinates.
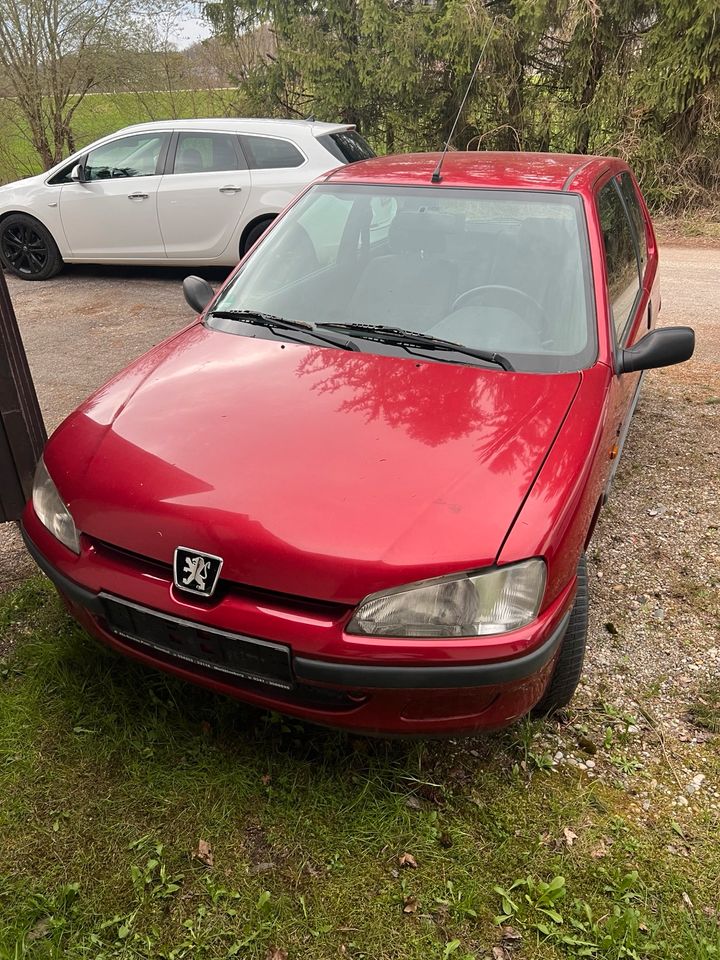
[[173, 133, 243, 174], [240, 135, 304, 169], [598, 180, 641, 341], [318, 131, 376, 164], [617, 171, 648, 274]]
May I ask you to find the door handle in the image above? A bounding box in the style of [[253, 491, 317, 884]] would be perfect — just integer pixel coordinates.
[[127, 192, 149, 201], [218, 185, 242, 194]]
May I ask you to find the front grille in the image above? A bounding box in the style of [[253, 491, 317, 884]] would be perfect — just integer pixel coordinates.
[[89, 537, 350, 618]]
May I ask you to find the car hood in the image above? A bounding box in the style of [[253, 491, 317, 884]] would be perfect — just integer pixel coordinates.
[[48, 325, 580, 603], [0, 172, 45, 195]]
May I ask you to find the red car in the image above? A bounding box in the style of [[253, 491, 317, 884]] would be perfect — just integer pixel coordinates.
[[23, 152, 694, 735]]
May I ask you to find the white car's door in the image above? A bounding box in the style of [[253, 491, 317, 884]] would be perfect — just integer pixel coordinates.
[[59, 131, 169, 260], [157, 131, 251, 260]]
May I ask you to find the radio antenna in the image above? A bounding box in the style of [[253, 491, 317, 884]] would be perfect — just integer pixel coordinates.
[[431, 29, 493, 184]]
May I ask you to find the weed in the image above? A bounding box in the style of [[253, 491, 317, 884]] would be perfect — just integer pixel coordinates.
[[688, 680, 720, 734]]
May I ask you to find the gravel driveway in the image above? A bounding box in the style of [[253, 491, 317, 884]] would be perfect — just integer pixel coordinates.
[[1, 251, 718, 773]]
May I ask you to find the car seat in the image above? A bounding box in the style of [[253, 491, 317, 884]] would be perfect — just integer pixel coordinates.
[[346, 210, 457, 331], [175, 147, 204, 174]]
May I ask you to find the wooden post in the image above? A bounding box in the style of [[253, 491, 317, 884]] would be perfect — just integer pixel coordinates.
[[0, 271, 46, 522]]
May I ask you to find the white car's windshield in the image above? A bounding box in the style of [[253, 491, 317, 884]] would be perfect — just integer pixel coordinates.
[[209, 183, 596, 373]]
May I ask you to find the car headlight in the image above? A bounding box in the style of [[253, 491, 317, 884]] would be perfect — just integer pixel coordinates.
[[346, 559, 546, 638], [32, 457, 80, 554]]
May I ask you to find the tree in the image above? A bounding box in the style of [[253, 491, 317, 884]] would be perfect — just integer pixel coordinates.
[[0, 0, 149, 168]]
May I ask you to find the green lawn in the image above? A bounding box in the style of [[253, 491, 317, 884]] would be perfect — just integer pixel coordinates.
[[1, 579, 718, 959], [0, 89, 245, 184]]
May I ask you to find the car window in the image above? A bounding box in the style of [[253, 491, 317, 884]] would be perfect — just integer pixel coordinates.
[[173, 132, 242, 174], [240, 135, 304, 169], [318, 131, 376, 164], [85, 133, 166, 181], [617, 171, 648, 274], [210, 184, 596, 374], [47, 160, 77, 186], [597, 179, 641, 342], [240, 192, 355, 296]]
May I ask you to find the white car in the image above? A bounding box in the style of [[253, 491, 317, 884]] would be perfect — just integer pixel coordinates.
[[0, 118, 374, 280]]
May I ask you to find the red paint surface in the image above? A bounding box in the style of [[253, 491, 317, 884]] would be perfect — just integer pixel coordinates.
[[25, 151, 660, 734]]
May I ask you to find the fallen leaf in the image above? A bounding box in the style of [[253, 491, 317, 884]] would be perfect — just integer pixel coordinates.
[[399, 852, 418, 869], [590, 841, 608, 859], [403, 895, 418, 914], [193, 839, 214, 867], [682, 892, 694, 910], [27, 918, 50, 942], [265, 948, 288, 960], [501, 925, 522, 943], [563, 827, 578, 847], [492, 947, 512, 960]]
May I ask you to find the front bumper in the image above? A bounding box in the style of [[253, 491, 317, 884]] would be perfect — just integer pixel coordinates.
[[21, 511, 574, 735]]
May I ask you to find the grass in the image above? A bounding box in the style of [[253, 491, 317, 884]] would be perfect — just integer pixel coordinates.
[[0, 89, 245, 184], [1, 579, 719, 959], [689, 682, 720, 735]]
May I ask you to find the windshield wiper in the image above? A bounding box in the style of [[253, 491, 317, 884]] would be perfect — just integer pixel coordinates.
[[209, 309, 359, 351], [317, 322, 513, 371]]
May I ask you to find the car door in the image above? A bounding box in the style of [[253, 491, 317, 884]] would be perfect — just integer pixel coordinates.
[[59, 131, 169, 260], [596, 173, 649, 490], [156, 131, 251, 260]]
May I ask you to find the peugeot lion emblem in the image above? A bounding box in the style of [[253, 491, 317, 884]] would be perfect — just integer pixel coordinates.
[[173, 547, 223, 598]]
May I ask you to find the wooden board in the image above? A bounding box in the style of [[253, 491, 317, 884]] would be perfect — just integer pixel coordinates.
[[0, 271, 46, 522]]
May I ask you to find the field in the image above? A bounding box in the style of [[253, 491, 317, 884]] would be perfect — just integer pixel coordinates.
[[0, 89, 243, 184]]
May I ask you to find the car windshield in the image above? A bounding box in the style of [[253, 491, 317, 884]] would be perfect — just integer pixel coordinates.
[[208, 183, 596, 373]]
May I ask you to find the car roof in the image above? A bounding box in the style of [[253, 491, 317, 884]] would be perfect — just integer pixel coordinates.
[[117, 118, 353, 138], [324, 151, 625, 191]]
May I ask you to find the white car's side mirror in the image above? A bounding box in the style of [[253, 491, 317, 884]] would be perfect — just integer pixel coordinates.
[[70, 163, 86, 183]]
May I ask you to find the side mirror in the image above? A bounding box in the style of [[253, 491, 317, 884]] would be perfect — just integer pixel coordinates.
[[617, 326, 695, 374], [70, 163, 86, 183], [183, 275, 214, 314]]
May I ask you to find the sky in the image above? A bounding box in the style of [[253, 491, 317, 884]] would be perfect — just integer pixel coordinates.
[[166, 13, 213, 49]]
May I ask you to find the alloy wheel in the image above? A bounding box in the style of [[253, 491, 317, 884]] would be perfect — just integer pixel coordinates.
[[1, 222, 50, 277]]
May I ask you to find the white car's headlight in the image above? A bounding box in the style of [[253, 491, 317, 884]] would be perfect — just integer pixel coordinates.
[[32, 457, 80, 554], [347, 559, 546, 638]]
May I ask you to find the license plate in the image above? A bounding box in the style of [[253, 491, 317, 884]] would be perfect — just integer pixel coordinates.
[[100, 594, 293, 690]]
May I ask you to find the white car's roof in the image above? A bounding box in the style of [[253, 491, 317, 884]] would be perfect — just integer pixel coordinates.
[[117, 118, 353, 139]]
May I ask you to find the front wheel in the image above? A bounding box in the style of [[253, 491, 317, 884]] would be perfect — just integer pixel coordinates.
[[532, 554, 589, 716], [0, 214, 63, 280]]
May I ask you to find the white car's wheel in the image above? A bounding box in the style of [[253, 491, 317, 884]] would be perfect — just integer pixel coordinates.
[[0, 214, 63, 281]]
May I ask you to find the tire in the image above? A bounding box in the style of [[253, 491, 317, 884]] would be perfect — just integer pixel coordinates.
[[0, 213, 63, 280], [532, 554, 589, 716], [241, 217, 274, 257]]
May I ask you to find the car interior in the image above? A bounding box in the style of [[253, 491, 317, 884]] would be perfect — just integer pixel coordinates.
[[219, 189, 595, 372]]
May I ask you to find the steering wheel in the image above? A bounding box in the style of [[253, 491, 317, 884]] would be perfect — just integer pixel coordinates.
[[451, 284, 549, 326]]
